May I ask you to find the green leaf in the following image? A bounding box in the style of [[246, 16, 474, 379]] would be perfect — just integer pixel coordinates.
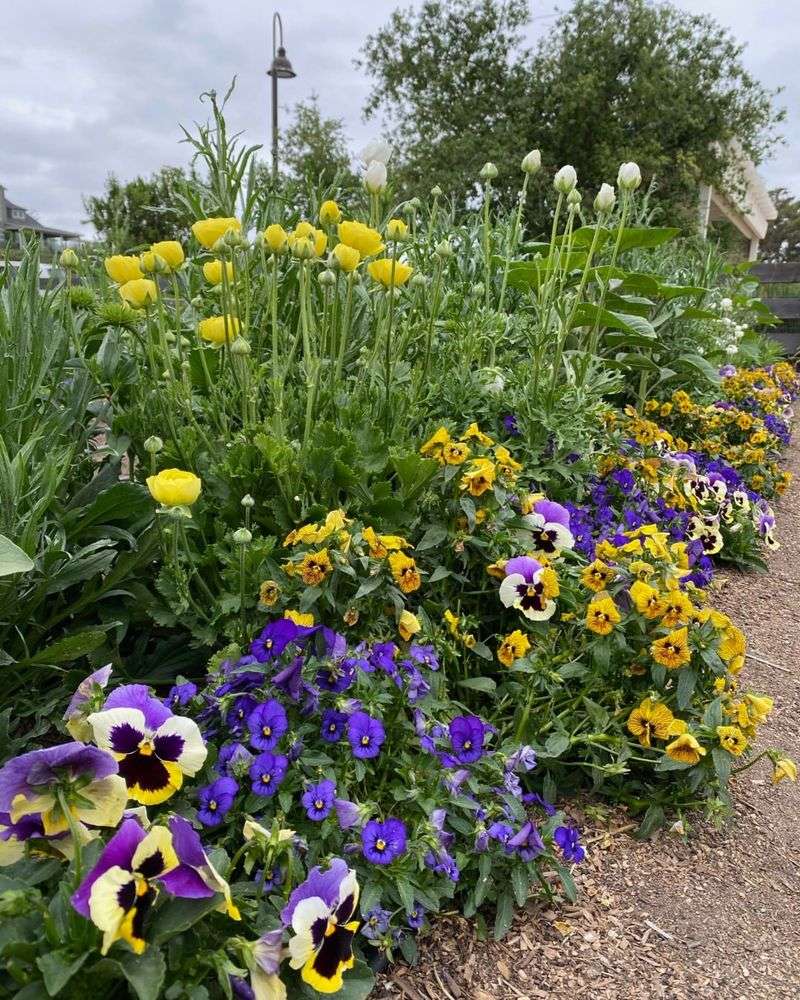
[[0, 534, 34, 576], [703, 697, 723, 728], [510, 866, 529, 907], [635, 804, 665, 839], [28, 629, 107, 665], [671, 353, 720, 385], [359, 880, 382, 917], [116, 946, 166, 1000], [458, 676, 496, 693], [616, 227, 680, 252], [557, 866, 578, 903], [712, 747, 732, 786], [676, 668, 696, 709], [36, 950, 89, 996], [655, 755, 691, 772], [543, 733, 570, 758], [416, 524, 448, 551], [395, 877, 415, 913], [152, 895, 223, 941], [493, 889, 515, 940]]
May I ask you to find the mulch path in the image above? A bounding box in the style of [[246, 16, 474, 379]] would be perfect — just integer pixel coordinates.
[[376, 441, 800, 1000]]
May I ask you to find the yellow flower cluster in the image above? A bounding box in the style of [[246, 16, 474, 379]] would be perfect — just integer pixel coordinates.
[[420, 423, 523, 499]]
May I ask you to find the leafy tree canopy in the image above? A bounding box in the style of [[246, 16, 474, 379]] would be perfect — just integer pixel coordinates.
[[361, 0, 785, 234], [283, 94, 358, 191], [761, 188, 800, 263]]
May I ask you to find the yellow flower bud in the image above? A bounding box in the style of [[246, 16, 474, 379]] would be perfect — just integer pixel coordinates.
[[367, 257, 413, 288], [104, 255, 143, 284], [140, 251, 169, 274], [263, 224, 288, 254], [202, 260, 234, 285], [150, 240, 185, 271], [59, 248, 79, 269], [198, 315, 241, 344], [146, 468, 202, 507], [191, 217, 241, 249], [319, 200, 342, 226], [386, 218, 408, 240], [332, 243, 360, 273], [118, 278, 158, 309]]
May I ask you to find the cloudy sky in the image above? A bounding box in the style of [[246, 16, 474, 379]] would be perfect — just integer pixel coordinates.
[[1, 0, 798, 236]]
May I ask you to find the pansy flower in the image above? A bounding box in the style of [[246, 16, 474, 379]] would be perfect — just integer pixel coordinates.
[[498, 556, 556, 621], [282, 858, 360, 993], [247, 700, 288, 751], [251, 618, 316, 662], [320, 709, 349, 744], [448, 715, 487, 764], [197, 776, 239, 826], [0, 812, 45, 865], [302, 779, 336, 821], [524, 499, 574, 555], [362, 818, 407, 864], [164, 815, 240, 919], [508, 820, 544, 861], [249, 752, 288, 797], [0, 742, 127, 840], [347, 712, 385, 759], [226, 695, 259, 735], [554, 825, 586, 863], [88, 686, 207, 805], [63, 664, 113, 741], [362, 907, 391, 939]]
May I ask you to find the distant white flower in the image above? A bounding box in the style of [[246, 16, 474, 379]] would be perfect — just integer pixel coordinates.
[[359, 138, 392, 166], [617, 162, 642, 192], [594, 183, 616, 213], [553, 165, 577, 194], [521, 149, 541, 175], [720, 297, 733, 312], [364, 160, 387, 194]]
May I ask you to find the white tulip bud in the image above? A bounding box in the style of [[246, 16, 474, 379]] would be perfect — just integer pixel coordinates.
[[241, 494, 255, 508], [480, 162, 499, 181], [567, 189, 582, 210], [521, 149, 542, 175], [617, 161, 642, 192], [359, 138, 392, 166], [594, 183, 616, 213], [364, 159, 387, 194], [553, 165, 577, 194]]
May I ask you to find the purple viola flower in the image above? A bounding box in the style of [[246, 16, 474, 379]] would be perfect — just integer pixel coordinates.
[[424, 847, 460, 882], [362, 818, 407, 865], [315, 657, 356, 694], [407, 903, 425, 929], [230, 978, 256, 1000], [448, 715, 487, 764], [162, 815, 238, 916], [226, 695, 259, 736], [533, 498, 571, 529], [63, 664, 113, 729], [103, 683, 173, 729], [216, 741, 252, 778], [0, 811, 45, 862], [251, 617, 315, 662], [474, 825, 490, 852], [253, 927, 284, 975], [320, 709, 348, 743], [506, 745, 537, 773], [409, 644, 439, 670], [197, 776, 238, 826], [249, 752, 288, 797], [487, 821, 514, 846], [302, 779, 336, 821], [272, 656, 304, 702], [165, 681, 197, 710], [508, 820, 544, 862], [504, 771, 522, 798], [247, 700, 288, 751], [502, 413, 520, 436], [443, 768, 470, 794], [611, 468, 635, 494], [504, 555, 542, 581], [347, 711, 385, 759], [362, 907, 391, 940], [402, 664, 430, 703], [554, 825, 586, 863], [255, 865, 284, 894], [522, 791, 556, 816], [369, 642, 399, 677], [334, 798, 361, 830]]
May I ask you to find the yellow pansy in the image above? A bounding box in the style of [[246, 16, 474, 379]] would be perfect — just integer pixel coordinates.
[[716, 725, 747, 756], [420, 427, 451, 459], [651, 627, 691, 670], [586, 597, 621, 636], [258, 580, 280, 607], [580, 560, 615, 593], [460, 458, 496, 497], [772, 757, 797, 784], [297, 549, 333, 586], [398, 610, 421, 641], [665, 732, 706, 765], [389, 552, 421, 593], [627, 698, 674, 748], [442, 441, 470, 465], [285, 609, 314, 627], [629, 580, 664, 619], [497, 629, 531, 667]]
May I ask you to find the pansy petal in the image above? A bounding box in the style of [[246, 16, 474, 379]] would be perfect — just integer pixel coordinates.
[[154, 716, 207, 775], [131, 824, 179, 878], [104, 684, 173, 730], [251, 967, 288, 1000], [71, 816, 147, 917], [122, 756, 183, 806], [73, 775, 128, 829], [88, 864, 136, 953], [88, 708, 148, 755]]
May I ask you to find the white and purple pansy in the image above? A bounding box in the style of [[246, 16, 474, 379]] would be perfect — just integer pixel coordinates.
[[282, 858, 360, 993], [165, 815, 240, 920], [88, 684, 207, 805], [523, 499, 574, 555], [63, 664, 113, 741], [499, 556, 556, 621]]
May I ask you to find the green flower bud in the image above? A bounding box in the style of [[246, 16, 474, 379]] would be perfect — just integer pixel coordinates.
[[233, 527, 252, 545], [144, 436, 164, 454], [479, 162, 498, 181], [59, 248, 79, 269]]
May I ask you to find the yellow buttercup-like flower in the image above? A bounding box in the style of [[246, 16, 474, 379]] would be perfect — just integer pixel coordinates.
[[651, 627, 691, 670], [332, 243, 360, 273], [398, 610, 421, 641], [442, 441, 470, 465], [285, 609, 314, 627], [420, 427, 451, 459], [146, 469, 202, 507], [586, 596, 621, 636], [386, 218, 408, 239], [202, 260, 234, 286], [337, 220, 384, 257], [258, 580, 280, 607], [368, 258, 413, 287], [150, 240, 184, 271], [319, 200, 342, 226], [497, 629, 531, 667], [460, 458, 496, 497], [104, 254, 143, 284], [291, 221, 327, 257], [199, 315, 241, 345], [665, 732, 706, 765], [659, 590, 693, 629], [297, 549, 333, 587], [192, 217, 241, 249], [118, 279, 158, 309], [627, 698, 674, 748], [264, 224, 288, 254]]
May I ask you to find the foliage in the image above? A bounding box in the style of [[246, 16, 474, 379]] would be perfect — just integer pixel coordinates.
[[283, 95, 359, 192], [760, 187, 800, 263]]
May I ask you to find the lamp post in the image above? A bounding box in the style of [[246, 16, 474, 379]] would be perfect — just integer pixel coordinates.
[[267, 12, 296, 182]]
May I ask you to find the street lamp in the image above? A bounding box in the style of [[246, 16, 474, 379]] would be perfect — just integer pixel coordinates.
[[267, 12, 296, 182]]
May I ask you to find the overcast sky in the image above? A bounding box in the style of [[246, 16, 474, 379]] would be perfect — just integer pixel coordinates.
[[1, 1, 798, 236]]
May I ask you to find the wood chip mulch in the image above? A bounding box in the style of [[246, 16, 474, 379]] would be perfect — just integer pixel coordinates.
[[375, 441, 800, 1000]]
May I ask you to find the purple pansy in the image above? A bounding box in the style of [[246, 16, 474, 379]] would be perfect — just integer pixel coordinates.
[[320, 709, 349, 743], [448, 715, 487, 764], [249, 752, 288, 797], [247, 700, 288, 751], [347, 712, 385, 759], [554, 825, 586, 863], [362, 818, 407, 865], [302, 779, 336, 821], [197, 777, 239, 827]]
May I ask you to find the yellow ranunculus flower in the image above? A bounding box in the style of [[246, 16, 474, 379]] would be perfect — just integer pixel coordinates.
[[199, 315, 241, 345], [332, 243, 360, 273], [386, 218, 408, 239], [140, 250, 167, 274], [398, 610, 421, 641], [118, 279, 158, 309], [192, 217, 241, 249], [150, 241, 184, 271], [264, 224, 288, 254], [368, 258, 413, 287], [319, 200, 342, 226], [337, 220, 384, 257], [202, 260, 234, 286], [105, 255, 143, 284], [146, 469, 202, 507], [289, 221, 327, 256]]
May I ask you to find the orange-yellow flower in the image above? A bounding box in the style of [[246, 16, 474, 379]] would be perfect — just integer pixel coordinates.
[[497, 629, 531, 667], [651, 627, 691, 669], [580, 560, 615, 592], [586, 597, 621, 635], [626, 698, 675, 748], [389, 552, 421, 593]]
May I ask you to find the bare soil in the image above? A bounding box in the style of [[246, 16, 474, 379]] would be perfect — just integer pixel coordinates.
[[376, 441, 800, 1000]]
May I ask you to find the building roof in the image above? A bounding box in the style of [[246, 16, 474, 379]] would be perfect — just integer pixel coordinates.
[[2, 195, 79, 239]]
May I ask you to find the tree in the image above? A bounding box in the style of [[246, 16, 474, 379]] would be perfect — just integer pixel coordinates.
[[84, 166, 196, 249], [760, 188, 800, 263], [361, 0, 785, 234], [359, 0, 533, 210], [282, 95, 358, 191]]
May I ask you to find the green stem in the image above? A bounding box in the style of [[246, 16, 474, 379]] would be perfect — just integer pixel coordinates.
[[498, 173, 529, 315], [57, 788, 84, 886]]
